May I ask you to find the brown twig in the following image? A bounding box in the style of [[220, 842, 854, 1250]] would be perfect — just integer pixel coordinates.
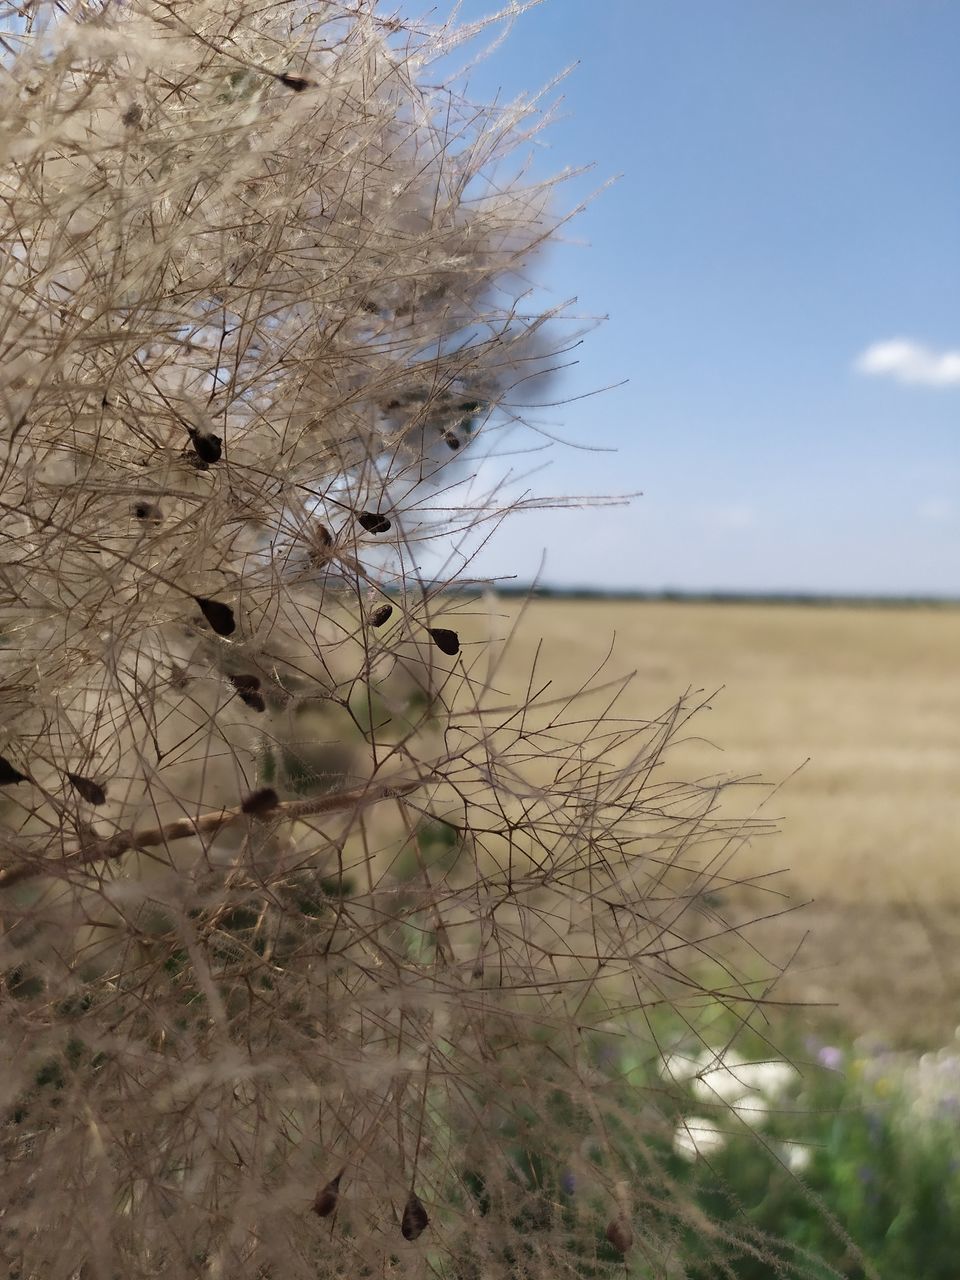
[[0, 780, 423, 890]]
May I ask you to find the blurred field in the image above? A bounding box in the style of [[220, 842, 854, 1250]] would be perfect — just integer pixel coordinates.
[[478, 598, 960, 1042]]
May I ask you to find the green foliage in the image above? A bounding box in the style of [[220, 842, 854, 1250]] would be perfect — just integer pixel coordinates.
[[499, 1006, 960, 1279], [737, 1032, 960, 1280], [391, 816, 462, 882]]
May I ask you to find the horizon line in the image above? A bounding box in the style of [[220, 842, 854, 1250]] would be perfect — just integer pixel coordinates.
[[442, 584, 960, 607]]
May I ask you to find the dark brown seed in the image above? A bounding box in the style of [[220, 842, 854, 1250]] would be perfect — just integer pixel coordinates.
[[121, 103, 142, 127], [442, 431, 461, 451], [133, 502, 162, 521], [311, 1170, 342, 1218], [605, 1215, 633, 1255], [194, 596, 236, 636], [401, 1190, 429, 1241], [428, 627, 460, 656], [0, 755, 29, 786], [277, 73, 311, 92], [188, 429, 222, 464], [229, 675, 259, 693], [241, 787, 279, 816], [66, 772, 107, 806], [367, 603, 393, 628], [357, 511, 391, 534], [306, 522, 334, 566]]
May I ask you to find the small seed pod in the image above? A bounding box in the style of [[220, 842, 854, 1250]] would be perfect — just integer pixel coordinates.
[[133, 501, 162, 521], [194, 596, 236, 637], [428, 627, 460, 656], [66, 773, 107, 806], [0, 755, 29, 786], [121, 102, 142, 127], [229, 674, 266, 712], [312, 1170, 343, 1218], [306, 522, 334, 566], [277, 73, 311, 92], [312, 523, 333, 548], [357, 511, 391, 534], [401, 1190, 429, 1241], [605, 1215, 633, 1255], [367, 603, 393, 628], [188, 429, 222, 464], [442, 431, 461, 451], [241, 787, 279, 816]]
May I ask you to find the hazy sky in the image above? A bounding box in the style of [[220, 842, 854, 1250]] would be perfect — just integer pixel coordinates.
[[431, 0, 959, 595]]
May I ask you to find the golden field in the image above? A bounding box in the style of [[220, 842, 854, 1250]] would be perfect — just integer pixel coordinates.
[[475, 597, 960, 1041]]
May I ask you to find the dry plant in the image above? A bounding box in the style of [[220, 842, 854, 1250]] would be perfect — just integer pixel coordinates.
[[0, 3, 853, 1277]]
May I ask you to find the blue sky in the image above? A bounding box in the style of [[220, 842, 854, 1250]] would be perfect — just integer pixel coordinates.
[[429, 0, 959, 595]]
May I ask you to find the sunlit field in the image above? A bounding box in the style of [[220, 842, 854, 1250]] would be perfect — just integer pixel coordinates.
[[474, 597, 960, 1042]]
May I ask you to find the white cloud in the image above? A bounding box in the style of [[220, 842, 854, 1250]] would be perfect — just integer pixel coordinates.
[[917, 497, 955, 525], [854, 338, 960, 387]]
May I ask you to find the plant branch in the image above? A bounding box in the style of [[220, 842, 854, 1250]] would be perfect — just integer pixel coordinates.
[[0, 780, 424, 890]]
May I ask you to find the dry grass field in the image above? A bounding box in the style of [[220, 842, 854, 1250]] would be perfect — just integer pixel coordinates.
[[476, 597, 960, 1043]]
